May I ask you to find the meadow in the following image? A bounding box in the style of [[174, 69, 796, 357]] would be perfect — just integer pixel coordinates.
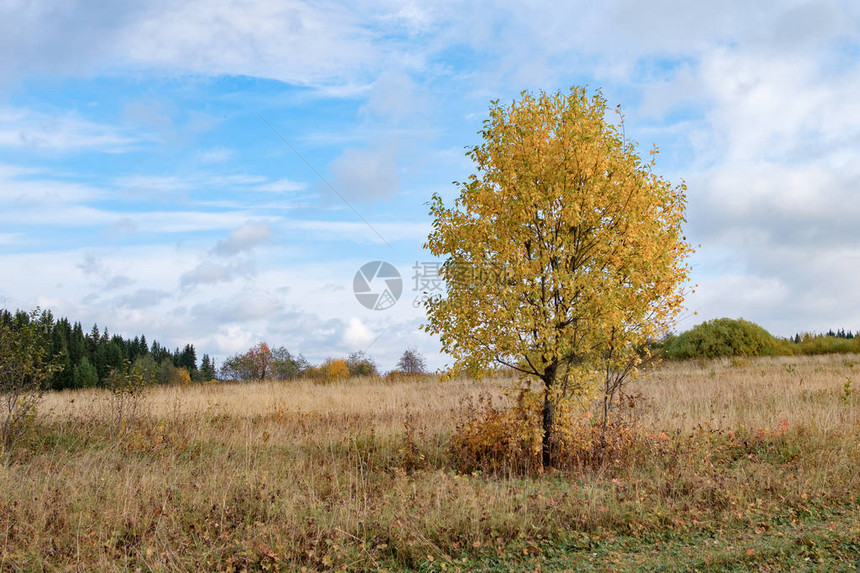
[[1, 354, 858, 571]]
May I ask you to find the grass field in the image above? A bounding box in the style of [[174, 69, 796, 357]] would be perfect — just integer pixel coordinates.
[[1, 355, 859, 571]]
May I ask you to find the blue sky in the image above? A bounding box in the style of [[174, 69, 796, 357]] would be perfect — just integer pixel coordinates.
[[1, 1, 859, 370]]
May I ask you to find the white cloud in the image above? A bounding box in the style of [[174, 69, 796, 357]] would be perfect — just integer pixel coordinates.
[[103, 217, 139, 241], [196, 147, 233, 163], [698, 48, 860, 165], [686, 244, 860, 338], [0, 107, 133, 151], [0, 233, 22, 245], [191, 293, 284, 324], [120, 0, 380, 90], [122, 100, 221, 145], [0, 1, 383, 90], [116, 173, 268, 194], [76, 254, 104, 276], [213, 325, 259, 355], [116, 175, 191, 193], [104, 276, 134, 291], [343, 317, 374, 347], [0, 1, 147, 78], [288, 220, 431, 244], [329, 146, 400, 199], [3, 1, 857, 96], [255, 178, 307, 193], [180, 259, 256, 289], [0, 175, 104, 205], [685, 274, 790, 324], [375, 0, 435, 35], [0, 203, 278, 233], [213, 220, 273, 256], [360, 71, 425, 123], [112, 288, 172, 309]]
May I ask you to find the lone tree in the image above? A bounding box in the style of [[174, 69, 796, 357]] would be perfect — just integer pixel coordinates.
[[424, 88, 692, 467], [397, 347, 427, 374]]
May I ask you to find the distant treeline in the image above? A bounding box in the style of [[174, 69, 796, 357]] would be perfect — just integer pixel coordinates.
[[218, 344, 427, 383], [0, 308, 215, 391], [662, 318, 860, 360]]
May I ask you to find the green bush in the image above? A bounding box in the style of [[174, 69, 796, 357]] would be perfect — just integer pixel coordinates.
[[662, 318, 790, 360], [794, 335, 860, 356]]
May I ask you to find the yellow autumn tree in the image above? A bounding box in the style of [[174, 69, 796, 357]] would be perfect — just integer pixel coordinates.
[[424, 87, 693, 467], [325, 359, 350, 382]]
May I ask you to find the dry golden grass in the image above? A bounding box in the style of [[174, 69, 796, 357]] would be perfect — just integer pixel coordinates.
[[640, 354, 860, 431], [1, 355, 857, 571], [41, 376, 506, 435], [41, 354, 857, 433]]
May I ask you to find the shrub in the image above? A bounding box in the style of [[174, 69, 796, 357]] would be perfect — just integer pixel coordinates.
[[173, 368, 192, 386], [662, 318, 789, 360], [301, 364, 326, 382], [795, 335, 860, 356], [448, 390, 542, 474], [105, 362, 149, 435], [448, 387, 642, 475], [384, 369, 432, 383]]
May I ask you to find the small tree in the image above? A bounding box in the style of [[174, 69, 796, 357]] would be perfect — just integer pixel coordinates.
[[220, 353, 251, 381], [106, 360, 152, 435], [72, 356, 99, 388], [424, 88, 692, 466], [132, 354, 159, 385], [346, 351, 379, 377], [270, 346, 304, 380], [325, 358, 350, 382], [246, 342, 273, 380], [157, 359, 179, 385], [397, 347, 427, 375], [0, 308, 62, 464], [220, 342, 274, 381], [199, 354, 216, 381]]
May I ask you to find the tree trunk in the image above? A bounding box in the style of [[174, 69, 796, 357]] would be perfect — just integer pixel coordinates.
[[600, 389, 611, 450], [541, 363, 558, 468], [541, 388, 555, 468]]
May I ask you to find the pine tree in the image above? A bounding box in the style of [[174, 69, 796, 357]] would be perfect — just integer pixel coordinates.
[[177, 344, 197, 373], [200, 354, 216, 381], [73, 356, 99, 388], [49, 325, 72, 390]]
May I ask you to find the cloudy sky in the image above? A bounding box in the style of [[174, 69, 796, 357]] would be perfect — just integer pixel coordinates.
[[1, 1, 858, 370]]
